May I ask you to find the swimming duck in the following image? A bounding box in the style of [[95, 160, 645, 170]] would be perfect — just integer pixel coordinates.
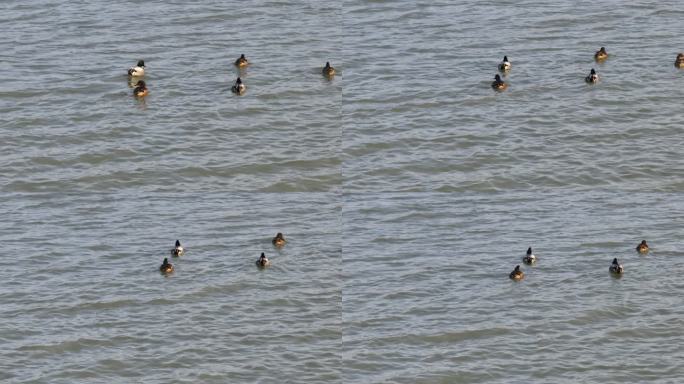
[[609, 258, 624, 275], [491, 74, 507, 91], [272, 232, 286, 247], [498, 56, 511, 72], [159, 257, 174, 273], [636, 240, 649, 254], [509, 265, 524, 281], [234, 54, 249, 67], [675, 53, 684, 68], [128, 60, 145, 77], [322, 61, 336, 77], [171, 240, 184, 257], [522, 247, 537, 265], [585, 68, 599, 83], [256, 252, 271, 268], [231, 77, 246, 94], [133, 80, 148, 97], [594, 47, 608, 61]]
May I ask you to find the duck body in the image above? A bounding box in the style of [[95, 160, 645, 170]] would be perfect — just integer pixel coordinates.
[[322, 61, 336, 77], [128, 60, 145, 77], [232, 77, 246, 94], [235, 54, 248, 67], [498, 56, 511, 72], [675, 54, 684, 68], [272, 232, 286, 247], [522, 247, 537, 265], [160, 257, 174, 273], [509, 265, 524, 281], [491, 74, 507, 91], [133, 80, 148, 97], [585, 68, 599, 83], [609, 258, 624, 275], [594, 47, 608, 61], [256, 252, 271, 268], [171, 240, 184, 257], [636, 240, 649, 254]]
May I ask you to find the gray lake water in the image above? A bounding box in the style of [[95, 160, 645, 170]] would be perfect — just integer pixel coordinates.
[[3, 0, 684, 383]]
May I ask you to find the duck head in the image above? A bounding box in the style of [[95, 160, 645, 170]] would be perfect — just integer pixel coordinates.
[[137, 60, 145, 67], [175, 240, 181, 247], [494, 74, 502, 81], [526, 247, 532, 255], [503, 56, 508, 62]]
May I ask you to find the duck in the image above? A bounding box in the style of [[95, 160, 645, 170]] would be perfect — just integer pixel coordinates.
[[594, 47, 608, 61], [171, 240, 184, 257], [522, 247, 537, 265], [234, 54, 249, 67], [133, 80, 148, 97], [498, 56, 511, 72], [509, 265, 524, 281], [609, 258, 624, 275], [636, 240, 649, 254], [675, 53, 684, 68], [231, 77, 246, 94], [272, 232, 286, 247], [159, 257, 174, 273], [585, 68, 599, 83], [322, 61, 336, 77], [128, 60, 145, 77], [256, 252, 271, 268], [491, 74, 507, 91]]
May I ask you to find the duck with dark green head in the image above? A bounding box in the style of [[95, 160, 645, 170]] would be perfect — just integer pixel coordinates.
[[256, 252, 271, 268], [522, 247, 536, 264], [585, 68, 599, 83], [609, 258, 624, 275]]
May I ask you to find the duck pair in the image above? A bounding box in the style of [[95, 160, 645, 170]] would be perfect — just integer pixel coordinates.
[[258, 232, 288, 267], [509, 247, 537, 280], [159, 240, 185, 274], [127, 60, 149, 97], [491, 56, 510, 91]]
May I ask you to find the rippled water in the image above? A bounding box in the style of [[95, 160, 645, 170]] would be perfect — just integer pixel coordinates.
[[343, 0, 684, 192], [341, 0, 684, 382], [343, 191, 684, 382], [2, 0, 341, 383], [3, 0, 684, 382]]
